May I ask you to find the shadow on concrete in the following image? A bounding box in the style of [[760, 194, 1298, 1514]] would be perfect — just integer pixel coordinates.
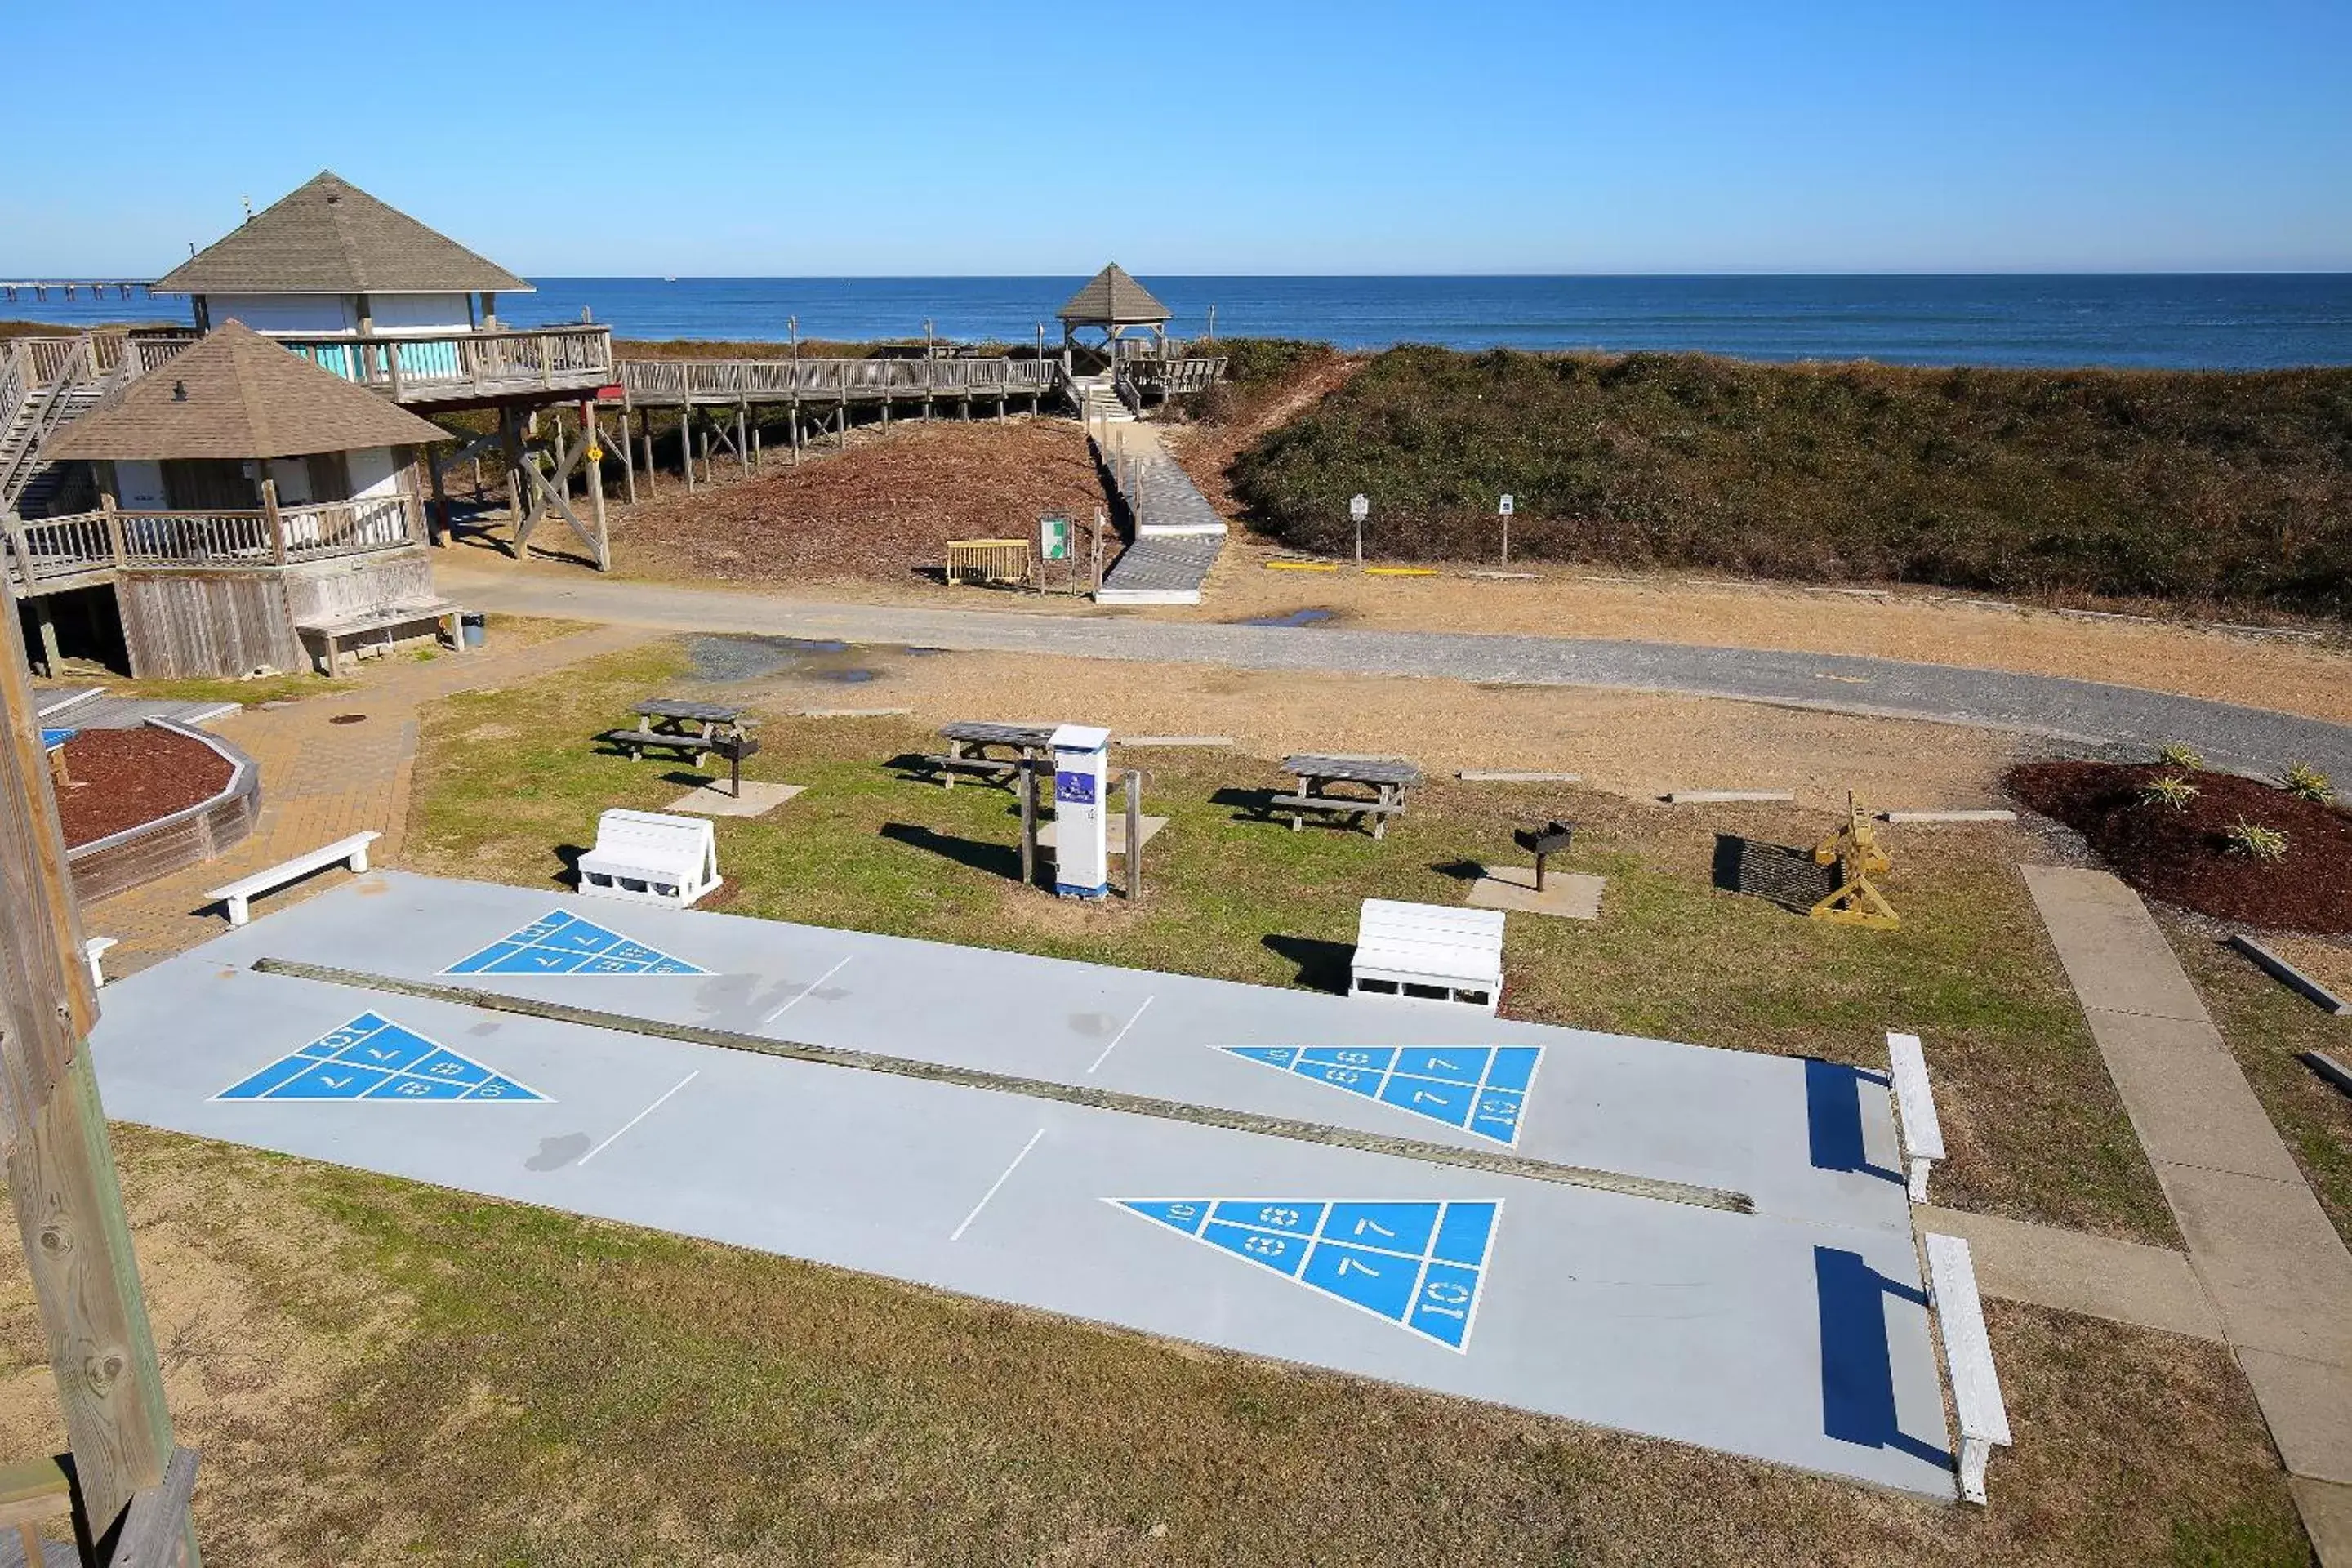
[[1813, 1245, 1949, 1468], [1802, 1058, 1904, 1186]]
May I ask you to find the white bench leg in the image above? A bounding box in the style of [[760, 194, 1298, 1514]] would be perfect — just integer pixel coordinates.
[[1958, 1432, 1991, 1505], [1908, 1155, 1934, 1204], [225, 894, 249, 927], [347, 844, 372, 875]]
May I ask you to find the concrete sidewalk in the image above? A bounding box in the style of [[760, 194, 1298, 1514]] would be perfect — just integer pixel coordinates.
[[2025, 864, 2352, 1561]]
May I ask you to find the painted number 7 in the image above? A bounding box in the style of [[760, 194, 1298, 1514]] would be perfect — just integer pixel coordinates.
[[1335, 1255, 1383, 1278]]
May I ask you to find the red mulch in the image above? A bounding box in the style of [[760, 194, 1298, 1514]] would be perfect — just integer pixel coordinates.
[[52, 728, 233, 849], [615, 421, 1107, 586], [2007, 760, 2352, 931]]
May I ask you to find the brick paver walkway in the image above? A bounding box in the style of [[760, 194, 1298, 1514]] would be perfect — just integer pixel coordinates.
[[2025, 864, 2352, 1564], [83, 624, 651, 977]]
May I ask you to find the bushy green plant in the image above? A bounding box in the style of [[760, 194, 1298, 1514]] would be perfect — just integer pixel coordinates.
[[2155, 742, 2206, 770], [2139, 774, 2202, 810], [2281, 763, 2334, 803], [2223, 818, 2290, 862]]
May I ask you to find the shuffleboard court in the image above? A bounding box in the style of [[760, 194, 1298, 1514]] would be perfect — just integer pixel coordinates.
[[88, 871, 1956, 1498]]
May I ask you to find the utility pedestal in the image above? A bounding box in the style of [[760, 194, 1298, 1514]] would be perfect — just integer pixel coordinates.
[[1050, 724, 1111, 900]]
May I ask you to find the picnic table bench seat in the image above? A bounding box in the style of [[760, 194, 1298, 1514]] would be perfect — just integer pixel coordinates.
[[296, 597, 463, 676], [600, 699, 758, 769], [1276, 754, 1424, 839], [921, 720, 1058, 789]]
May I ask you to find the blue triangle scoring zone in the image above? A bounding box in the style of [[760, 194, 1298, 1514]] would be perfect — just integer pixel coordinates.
[[216, 1013, 548, 1102], [442, 911, 709, 977], [1218, 1045, 1541, 1145], [1116, 1198, 1499, 1351]]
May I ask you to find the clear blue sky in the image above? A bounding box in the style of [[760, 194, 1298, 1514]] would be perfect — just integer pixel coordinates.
[[7, 0, 2349, 276]]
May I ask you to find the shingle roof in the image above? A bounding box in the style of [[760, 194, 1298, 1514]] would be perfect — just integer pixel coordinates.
[[1057, 264, 1171, 325], [152, 171, 531, 296], [47, 321, 448, 461]]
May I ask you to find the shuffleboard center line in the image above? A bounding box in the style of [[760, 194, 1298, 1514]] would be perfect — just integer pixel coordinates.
[[951, 1127, 1045, 1241], [1085, 995, 1154, 1074], [248, 957, 1753, 1214], [762, 956, 853, 1025], [577, 1071, 699, 1166]]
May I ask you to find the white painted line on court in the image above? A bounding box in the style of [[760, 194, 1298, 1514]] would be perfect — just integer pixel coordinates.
[[951, 1128, 1045, 1242], [1085, 996, 1154, 1075], [577, 1071, 699, 1166], [762, 956, 853, 1025]]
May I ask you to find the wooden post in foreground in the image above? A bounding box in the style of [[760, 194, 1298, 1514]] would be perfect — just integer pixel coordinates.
[[0, 605, 192, 1558], [1124, 769, 1143, 901], [1018, 761, 1038, 889]]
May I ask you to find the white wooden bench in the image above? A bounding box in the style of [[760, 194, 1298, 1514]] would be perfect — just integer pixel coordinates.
[[1350, 899, 1505, 1013], [1887, 1031, 1946, 1202], [296, 597, 464, 677], [206, 831, 380, 926], [577, 809, 719, 908], [1924, 1232, 2011, 1504], [82, 936, 118, 990]]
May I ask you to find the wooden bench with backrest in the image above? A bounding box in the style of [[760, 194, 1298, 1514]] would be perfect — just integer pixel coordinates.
[[297, 597, 464, 676], [920, 720, 1057, 789], [1923, 1232, 2012, 1504], [577, 808, 720, 908], [1350, 898, 1506, 1014], [1886, 1031, 1947, 1202], [206, 830, 380, 926], [1274, 754, 1423, 839]]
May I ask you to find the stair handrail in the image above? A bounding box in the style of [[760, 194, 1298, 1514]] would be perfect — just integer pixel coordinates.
[[0, 334, 96, 511]]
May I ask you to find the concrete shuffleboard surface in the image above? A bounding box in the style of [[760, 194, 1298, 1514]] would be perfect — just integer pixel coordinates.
[[89, 871, 1955, 1499]]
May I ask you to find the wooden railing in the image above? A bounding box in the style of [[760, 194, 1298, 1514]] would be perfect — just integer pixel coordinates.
[[274, 327, 615, 403], [1123, 355, 1227, 395], [617, 354, 1063, 404], [4, 493, 422, 588]]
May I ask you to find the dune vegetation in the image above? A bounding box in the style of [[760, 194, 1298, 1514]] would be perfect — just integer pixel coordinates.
[[1224, 346, 2352, 619]]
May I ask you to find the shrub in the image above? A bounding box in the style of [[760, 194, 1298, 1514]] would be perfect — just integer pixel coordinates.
[[2282, 763, 2335, 803], [2140, 774, 2202, 810], [2223, 819, 2291, 862], [1225, 347, 2352, 616], [2157, 742, 2207, 771]]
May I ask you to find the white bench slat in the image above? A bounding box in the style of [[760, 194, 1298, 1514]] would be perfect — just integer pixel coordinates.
[[1925, 1232, 2011, 1504], [1887, 1031, 1946, 1202], [206, 831, 380, 925], [1352, 899, 1504, 1013]]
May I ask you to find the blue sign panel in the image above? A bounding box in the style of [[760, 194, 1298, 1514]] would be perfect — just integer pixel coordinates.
[[1116, 1196, 1500, 1350], [1055, 770, 1096, 806], [216, 1013, 548, 1102], [442, 911, 709, 977], [1218, 1045, 1541, 1146]]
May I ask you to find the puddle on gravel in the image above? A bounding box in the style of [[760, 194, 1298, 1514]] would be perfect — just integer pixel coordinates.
[[1232, 607, 1337, 628], [685, 634, 913, 686]]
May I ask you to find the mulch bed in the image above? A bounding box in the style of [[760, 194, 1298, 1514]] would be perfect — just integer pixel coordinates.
[[2007, 760, 2352, 931], [616, 421, 1107, 586], [52, 728, 234, 849]]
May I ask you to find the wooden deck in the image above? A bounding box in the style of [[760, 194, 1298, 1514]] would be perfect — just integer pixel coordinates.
[[273, 327, 615, 406], [4, 494, 425, 597], [617, 354, 1062, 409]]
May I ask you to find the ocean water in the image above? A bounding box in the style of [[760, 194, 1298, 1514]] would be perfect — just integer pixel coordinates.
[[16, 273, 2352, 369]]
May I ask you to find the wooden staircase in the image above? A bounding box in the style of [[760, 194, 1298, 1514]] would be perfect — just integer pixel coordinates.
[[1, 335, 122, 518]]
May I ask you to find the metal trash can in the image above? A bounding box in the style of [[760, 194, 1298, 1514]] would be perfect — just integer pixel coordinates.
[[461, 611, 487, 648]]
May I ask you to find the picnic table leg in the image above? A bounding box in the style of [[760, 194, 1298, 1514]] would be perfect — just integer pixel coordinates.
[[1372, 784, 1391, 840], [942, 740, 961, 791]]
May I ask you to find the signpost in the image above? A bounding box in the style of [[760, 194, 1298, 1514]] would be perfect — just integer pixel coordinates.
[[1499, 492, 1515, 564], [1350, 493, 1369, 568], [1039, 512, 1071, 564]]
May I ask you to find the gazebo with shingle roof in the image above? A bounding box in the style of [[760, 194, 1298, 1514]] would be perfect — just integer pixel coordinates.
[[1058, 264, 1172, 358]]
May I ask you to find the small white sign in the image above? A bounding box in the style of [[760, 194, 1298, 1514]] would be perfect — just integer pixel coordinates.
[[1349, 494, 1370, 520], [1499, 494, 1514, 515]]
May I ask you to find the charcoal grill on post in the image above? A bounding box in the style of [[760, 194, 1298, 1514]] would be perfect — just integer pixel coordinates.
[[1512, 820, 1575, 890]]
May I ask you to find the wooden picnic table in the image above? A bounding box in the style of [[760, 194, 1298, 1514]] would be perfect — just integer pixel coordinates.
[[1275, 754, 1423, 839], [599, 698, 759, 770], [924, 720, 1058, 790]]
